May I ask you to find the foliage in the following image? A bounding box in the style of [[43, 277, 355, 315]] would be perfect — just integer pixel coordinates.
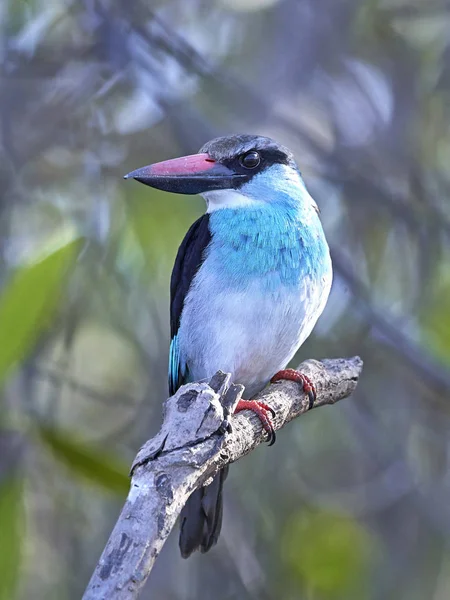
[[0, 0, 450, 598], [0, 239, 81, 386], [37, 427, 129, 495], [0, 477, 23, 600]]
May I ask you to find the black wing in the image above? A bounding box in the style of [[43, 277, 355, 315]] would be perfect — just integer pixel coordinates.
[[168, 213, 211, 394]]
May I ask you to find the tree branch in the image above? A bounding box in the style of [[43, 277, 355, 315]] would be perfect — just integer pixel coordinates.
[[83, 356, 363, 600]]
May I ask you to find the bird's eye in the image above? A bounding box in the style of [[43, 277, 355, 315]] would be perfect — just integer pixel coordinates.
[[239, 151, 260, 169]]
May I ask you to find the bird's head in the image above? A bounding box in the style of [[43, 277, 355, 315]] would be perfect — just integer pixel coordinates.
[[125, 134, 316, 212]]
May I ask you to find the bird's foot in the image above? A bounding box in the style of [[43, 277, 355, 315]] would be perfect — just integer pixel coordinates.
[[234, 400, 276, 446], [271, 369, 316, 410]]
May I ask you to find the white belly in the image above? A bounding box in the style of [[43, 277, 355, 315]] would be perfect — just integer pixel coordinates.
[[177, 270, 331, 398]]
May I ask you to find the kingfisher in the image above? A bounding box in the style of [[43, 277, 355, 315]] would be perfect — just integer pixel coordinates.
[[125, 134, 332, 558]]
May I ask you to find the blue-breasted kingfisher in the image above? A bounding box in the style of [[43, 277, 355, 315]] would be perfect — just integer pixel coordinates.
[[125, 134, 332, 558]]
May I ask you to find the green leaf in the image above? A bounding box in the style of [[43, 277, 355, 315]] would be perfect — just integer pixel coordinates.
[[282, 509, 374, 597], [37, 426, 129, 494], [0, 477, 23, 600], [0, 239, 81, 386], [124, 185, 202, 275], [421, 264, 450, 365]]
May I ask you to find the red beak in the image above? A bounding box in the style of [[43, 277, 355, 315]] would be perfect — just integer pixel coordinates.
[[124, 153, 245, 195]]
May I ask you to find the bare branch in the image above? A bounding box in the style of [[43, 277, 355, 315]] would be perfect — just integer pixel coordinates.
[[82, 356, 363, 600]]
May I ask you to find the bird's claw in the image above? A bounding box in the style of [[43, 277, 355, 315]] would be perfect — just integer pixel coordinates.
[[234, 399, 276, 446], [265, 405, 276, 418], [271, 369, 317, 410]]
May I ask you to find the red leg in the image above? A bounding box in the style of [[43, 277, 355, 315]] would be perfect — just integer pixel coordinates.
[[271, 369, 316, 410], [234, 399, 276, 446]]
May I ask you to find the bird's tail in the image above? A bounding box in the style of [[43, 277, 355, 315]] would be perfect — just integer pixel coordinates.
[[179, 465, 229, 558]]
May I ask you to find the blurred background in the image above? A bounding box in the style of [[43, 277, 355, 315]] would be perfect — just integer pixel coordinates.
[[1, 0, 450, 598]]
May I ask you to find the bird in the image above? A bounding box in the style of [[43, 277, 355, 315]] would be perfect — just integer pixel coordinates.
[[125, 134, 332, 558]]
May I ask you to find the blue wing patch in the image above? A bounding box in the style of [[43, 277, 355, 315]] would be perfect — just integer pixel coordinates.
[[168, 334, 182, 396]]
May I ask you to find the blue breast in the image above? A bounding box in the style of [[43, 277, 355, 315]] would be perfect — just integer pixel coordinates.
[[207, 202, 329, 291]]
